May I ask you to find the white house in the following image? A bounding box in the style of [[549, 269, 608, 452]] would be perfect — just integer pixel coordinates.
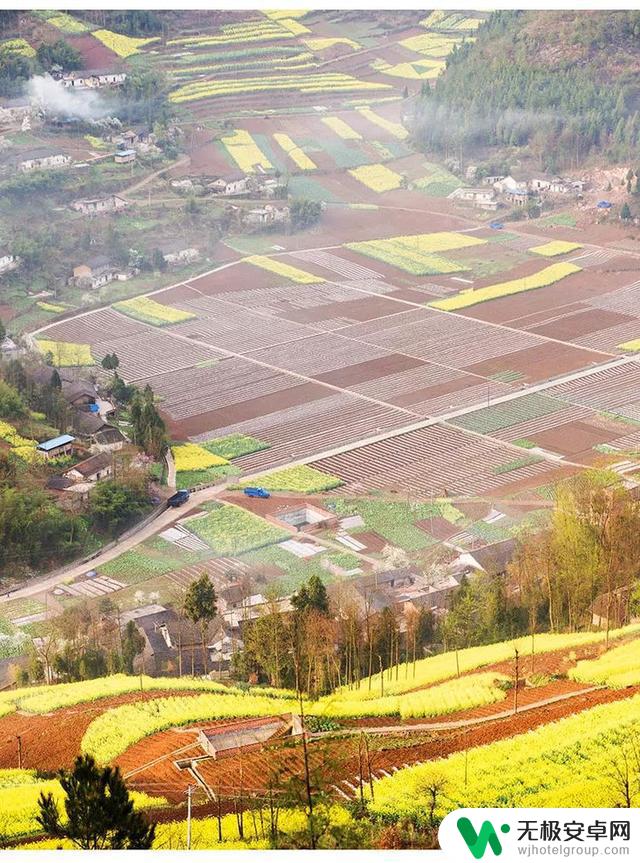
[[71, 195, 129, 216], [448, 187, 499, 210], [0, 252, 19, 274], [0, 336, 19, 358], [242, 204, 290, 227], [162, 246, 200, 267], [530, 176, 569, 194], [208, 173, 250, 196], [60, 69, 127, 89], [70, 256, 136, 289], [18, 152, 71, 173], [0, 98, 32, 127], [493, 175, 529, 205]]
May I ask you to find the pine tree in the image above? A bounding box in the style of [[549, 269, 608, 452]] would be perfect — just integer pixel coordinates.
[[291, 574, 329, 615], [37, 755, 155, 849]]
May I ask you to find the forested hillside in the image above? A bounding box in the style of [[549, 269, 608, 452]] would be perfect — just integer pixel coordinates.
[[415, 10, 640, 170]]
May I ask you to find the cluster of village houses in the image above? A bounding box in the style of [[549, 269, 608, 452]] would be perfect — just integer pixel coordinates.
[[0, 342, 127, 504], [449, 170, 587, 211]]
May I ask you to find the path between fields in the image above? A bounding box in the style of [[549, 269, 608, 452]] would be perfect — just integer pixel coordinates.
[[119, 155, 190, 199], [311, 684, 603, 738]]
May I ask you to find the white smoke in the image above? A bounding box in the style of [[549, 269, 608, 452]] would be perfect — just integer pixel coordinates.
[[27, 74, 112, 121]]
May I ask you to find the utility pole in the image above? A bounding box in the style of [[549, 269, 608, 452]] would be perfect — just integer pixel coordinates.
[[186, 785, 194, 849], [513, 648, 520, 714], [16, 735, 22, 769], [464, 728, 469, 787]]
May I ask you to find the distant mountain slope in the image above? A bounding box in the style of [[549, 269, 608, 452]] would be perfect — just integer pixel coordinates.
[[414, 10, 640, 171]]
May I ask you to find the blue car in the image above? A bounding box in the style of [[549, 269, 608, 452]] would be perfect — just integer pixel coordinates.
[[243, 487, 271, 499], [489, 221, 504, 230]]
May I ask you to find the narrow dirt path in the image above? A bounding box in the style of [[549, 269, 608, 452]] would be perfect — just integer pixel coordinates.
[[120, 155, 190, 200], [312, 685, 602, 740]]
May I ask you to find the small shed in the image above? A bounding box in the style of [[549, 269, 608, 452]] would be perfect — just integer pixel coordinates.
[[198, 714, 303, 759], [36, 434, 75, 460], [114, 149, 136, 164]]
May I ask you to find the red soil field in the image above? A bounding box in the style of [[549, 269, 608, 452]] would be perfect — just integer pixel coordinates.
[[530, 308, 636, 340], [463, 265, 639, 327], [68, 33, 120, 67], [0, 690, 207, 772], [466, 340, 609, 383]]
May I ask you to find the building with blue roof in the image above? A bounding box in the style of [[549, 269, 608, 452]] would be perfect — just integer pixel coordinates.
[[36, 434, 76, 459]]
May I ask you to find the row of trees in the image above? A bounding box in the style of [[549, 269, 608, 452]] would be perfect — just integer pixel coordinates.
[[25, 598, 145, 686], [234, 574, 433, 699], [510, 473, 640, 641]]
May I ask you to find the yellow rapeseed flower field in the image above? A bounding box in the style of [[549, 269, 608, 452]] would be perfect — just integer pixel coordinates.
[[37, 339, 94, 367], [529, 240, 583, 256], [277, 18, 310, 35], [430, 262, 582, 310], [570, 637, 640, 688], [172, 443, 229, 473], [221, 129, 273, 173], [349, 163, 403, 192], [171, 73, 388, 104], [273, 132, 316, 170], [92, 29, 158, 58], [618, 338, 640, 352], [373, 57, 445, 80], [321, 115, 362, 140], [245, 255, 324, 283], [356, 106, 408, 139], [304, 37, 360, 51], [113, 296, 196, 326]]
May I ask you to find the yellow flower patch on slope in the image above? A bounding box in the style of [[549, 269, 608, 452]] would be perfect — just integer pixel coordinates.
[[221, 129, 273, 173], [113, 297, 196, 326], [245, 256, 324, 283], [430, 262, 582, 311], [273, 133, 316, 170], [321, 115, 362, 140], [349, 163, 403, 192], [172, 444, 229, 473], [356, 107, 407, 139], [37, 340, 94, 367], [92, 29, 158, 57], [529, 240, 582, 257]]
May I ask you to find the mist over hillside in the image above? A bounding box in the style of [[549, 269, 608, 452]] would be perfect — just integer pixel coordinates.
[[414, 10, 640, 171]]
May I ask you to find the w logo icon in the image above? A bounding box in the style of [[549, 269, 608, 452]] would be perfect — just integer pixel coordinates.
[[456, 817, 511, 859]]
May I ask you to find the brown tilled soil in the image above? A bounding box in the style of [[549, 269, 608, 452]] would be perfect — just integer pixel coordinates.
[[0, 690, 208, 773]]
